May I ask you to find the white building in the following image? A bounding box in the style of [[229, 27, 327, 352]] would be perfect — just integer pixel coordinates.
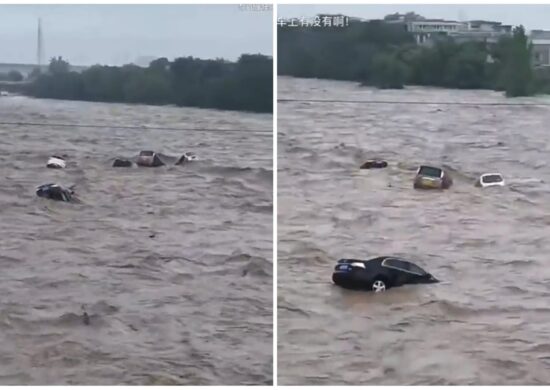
[[450, 20, 513, 44], [530, 30, 550, 67], [382, 13, 512, 46], [406, 19, 467, 45]]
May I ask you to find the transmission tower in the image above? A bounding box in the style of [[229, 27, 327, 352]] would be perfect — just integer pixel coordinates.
[[37, 18, 43, 69]]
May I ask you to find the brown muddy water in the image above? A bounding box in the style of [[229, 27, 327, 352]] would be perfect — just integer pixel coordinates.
[[278, 76, 550, 385], [0, 96, 272, 385]]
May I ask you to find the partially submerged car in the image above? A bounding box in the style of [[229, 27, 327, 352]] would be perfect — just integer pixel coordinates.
[[475, 173, 505, 188], [46, 155, 66, 169], [136, 150, 164, 167], [360, 159, 388, 169], [332, 256, 438, 293], [116, 151, 197, 167], [413, 165, 453, 190], [36, 183, 75, 202], [112, 158, 133, 167], [175, 152, 197, 165]]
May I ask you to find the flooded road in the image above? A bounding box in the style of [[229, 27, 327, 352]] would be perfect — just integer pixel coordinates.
[[278, 76, 550, 385], [0, 96, 272, 385]]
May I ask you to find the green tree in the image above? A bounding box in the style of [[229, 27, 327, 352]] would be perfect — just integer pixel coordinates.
[[7, 70, 24, 82], [28, 67, 42, 80], [26, 54, 272, 113], [444, 42, 488, 89], [49, 56, 70, 75], [500, 26, 533, 97], [123, 70, 172, 104], [369, 53, 408, 89]]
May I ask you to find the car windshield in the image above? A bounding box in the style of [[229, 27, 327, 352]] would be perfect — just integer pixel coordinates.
[[482, 174, 503, 183], [383, 258, 426, 275], [140, 151, 154, 156], [418, 166, 442, 178]]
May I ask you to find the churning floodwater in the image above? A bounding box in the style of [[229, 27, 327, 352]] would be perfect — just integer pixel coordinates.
[[278, 76, 550, 385], [0, 96, 272, 385]]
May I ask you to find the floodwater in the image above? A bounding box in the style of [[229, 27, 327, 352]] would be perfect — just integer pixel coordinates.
[[0, 96, 272, 385], [278, 76, 550, 385]]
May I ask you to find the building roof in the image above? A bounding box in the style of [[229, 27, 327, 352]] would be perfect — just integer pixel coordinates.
[[469, 20, 502, 25], [410, 18, 462, 24], [531, 30, 550, 39], [383, 12, 425, 22]]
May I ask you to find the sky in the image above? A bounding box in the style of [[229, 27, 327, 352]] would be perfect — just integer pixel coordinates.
[[0, 4, 272, 66], [278, 4, 550, 31]]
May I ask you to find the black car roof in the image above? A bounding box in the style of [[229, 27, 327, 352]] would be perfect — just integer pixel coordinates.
[[338, 256, 405, 264], [336, 257, 428, 276]]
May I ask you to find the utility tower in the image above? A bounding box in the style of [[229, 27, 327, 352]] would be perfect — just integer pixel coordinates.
[[37, 18, 43, 69]]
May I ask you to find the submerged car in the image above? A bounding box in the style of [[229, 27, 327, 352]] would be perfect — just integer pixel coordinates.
[[413, 165, 453, 190], [46, 155, 66, 169], [475, 173, 505, 188], [360, 159, 388, 169], [136, 150, 164, 167], [114, 151, 197, 167], [332, 256, 439, 293], [175, 152, 197, 165], [36, 183, 74, 202]]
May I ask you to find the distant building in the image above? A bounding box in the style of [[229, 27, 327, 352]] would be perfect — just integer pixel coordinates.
[[382, 13, 512, 46], [467, 20, 512, 33], [383, 12, 425, 24], [450, 20, 513, 44], [0, 63, 88, 77], [530, 30, 550, 67], [408, 19, 467, 45]]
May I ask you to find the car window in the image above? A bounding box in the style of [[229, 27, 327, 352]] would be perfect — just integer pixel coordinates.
[[482, 174, 503, 183], [405, 263, 426, 275], [418, 166, 442, 177], [383, 258, 425, 275]]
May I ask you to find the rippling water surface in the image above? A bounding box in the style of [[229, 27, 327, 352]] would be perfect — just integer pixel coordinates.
[[0, 96, 272, 385], [278, 76, 550, 385]]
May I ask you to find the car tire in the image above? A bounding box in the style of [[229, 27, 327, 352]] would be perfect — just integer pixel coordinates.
[[371, 277, 389, 293]]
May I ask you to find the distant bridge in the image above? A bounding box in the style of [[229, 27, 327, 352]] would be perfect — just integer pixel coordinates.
[[0, 80, 31, 93], [0, 62, 88, 77]]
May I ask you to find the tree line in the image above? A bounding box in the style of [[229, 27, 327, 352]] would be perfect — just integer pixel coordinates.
[[24, 54, 272, 113], [0, 70, 24, 82], [278, 18, 547, 97]]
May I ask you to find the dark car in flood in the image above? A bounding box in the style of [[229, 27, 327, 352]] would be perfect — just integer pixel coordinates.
[[413, 165, 453, 190], [36, 183, 74, 202], [332, 256, 438, 293]]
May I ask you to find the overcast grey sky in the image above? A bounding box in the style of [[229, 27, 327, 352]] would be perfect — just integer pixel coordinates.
[[278, 4, 550, 30], [0, 4, 272, 66]]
